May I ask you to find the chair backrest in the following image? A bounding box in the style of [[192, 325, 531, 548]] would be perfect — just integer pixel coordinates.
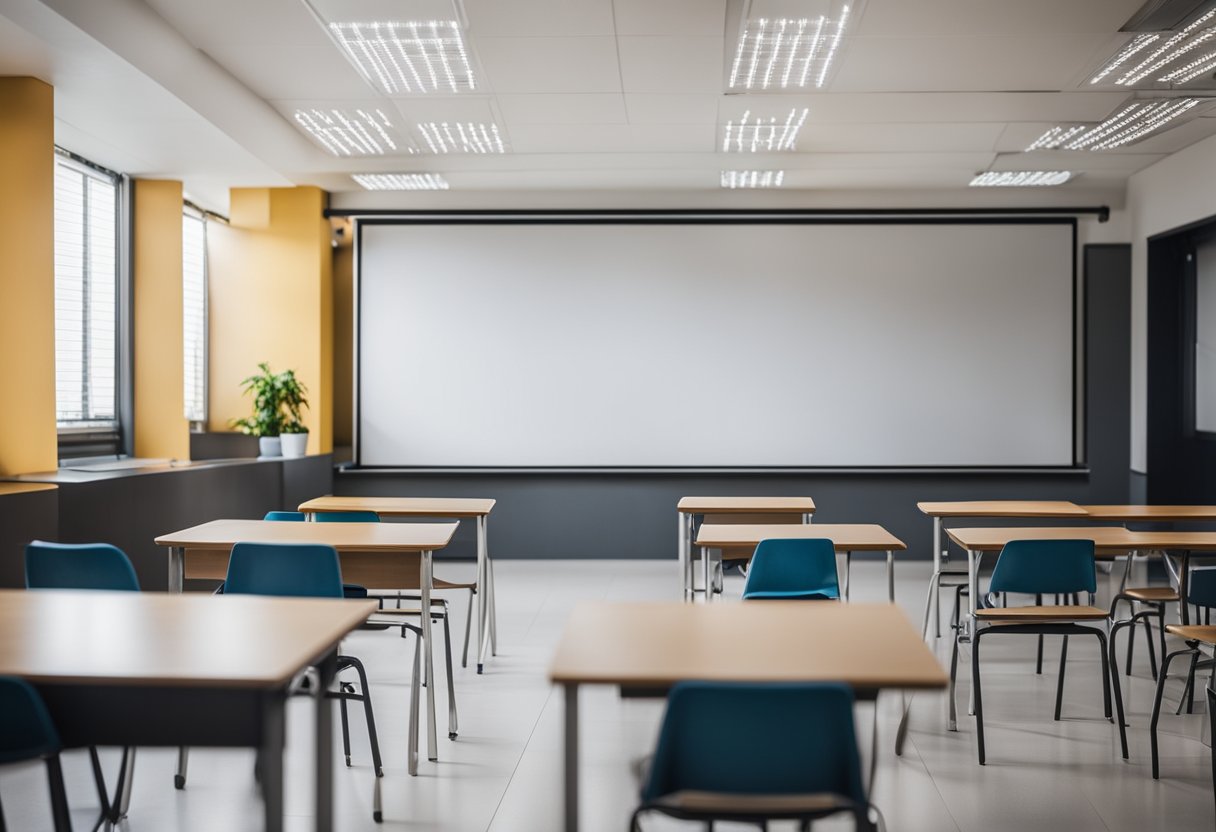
[[314, 510, 380, 523], [0, 676, 61, 764], [988, 539, 1096, 596], [25, 541, 140, 592], [1189, 567, 1216, 608], [742, 538, 839, 600], [224, 542, 343, 599], [641, 682, 866, 807], [264, 511, 306, 522]]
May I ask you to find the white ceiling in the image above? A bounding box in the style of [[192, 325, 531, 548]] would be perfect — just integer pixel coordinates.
[[2, 0, 1214, 210]]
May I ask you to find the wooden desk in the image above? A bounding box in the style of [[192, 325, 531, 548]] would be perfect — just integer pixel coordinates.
[[0, 589, 374, 832], [155, 519, 456, 773], [0, 482, 58, 497], [1081, 505, 1216, 522], [677, 497, 815, 600], [298, 496, 498, 672], [548, 601, 945, 832], [694, 523, 906, 602], [1122, 531, 1216, 625]]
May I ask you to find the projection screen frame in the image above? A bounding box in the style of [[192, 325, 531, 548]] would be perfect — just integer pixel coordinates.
[[352, 210, 1082, 472]]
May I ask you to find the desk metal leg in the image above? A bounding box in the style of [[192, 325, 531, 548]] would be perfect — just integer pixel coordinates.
[[1181, 551, 1192, 626], [476, 517, 489, 673], [315, 652, 337, 832], [109, 747, 136, 820], [168, 546, 189, 788], [701, 545, 711, 603], [844, 551, 852, 602], [802, 512, 813, 525], [886, 550, 895, 603], [564, 684, 579, 832], [260, 693, 285, 832], [422, 550, 438, 761], [868, 693, 880, 792], [678, 512, 687, 600], [931, 518, 943, 637], [967, 549, 979, 718]]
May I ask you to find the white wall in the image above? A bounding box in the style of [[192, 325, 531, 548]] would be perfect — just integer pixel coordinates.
[[1126, 131, 1216, 472]]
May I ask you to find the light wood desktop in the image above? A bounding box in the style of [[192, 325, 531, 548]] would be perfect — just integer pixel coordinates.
[[1081, 505, 1216, 521], [0, 589, 375, 832], [676, 497, 815, 599], [694, 523, 906, 602], [298, 495, 499, 672], [548, 601, 945, 832], [155, 518, 456, 774], [0, 482, 58, 497]]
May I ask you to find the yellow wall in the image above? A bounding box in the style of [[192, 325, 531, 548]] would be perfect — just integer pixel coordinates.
[[133, 179, 189, 459], [0, 78, 57, 475], [207, 187, 333, 453], [332, 224, 353, 451]]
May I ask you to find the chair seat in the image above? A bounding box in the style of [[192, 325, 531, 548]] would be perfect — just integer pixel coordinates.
[[742, 589, 838, 601], [1165, 624, 1216, 645], [652, 791, 854, 816], [1121, 586, 1179, 602], [976, 605, 1109, 622]]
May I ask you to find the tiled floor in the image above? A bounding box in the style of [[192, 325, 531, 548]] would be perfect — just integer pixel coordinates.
[[2, 558, 1213, 831]]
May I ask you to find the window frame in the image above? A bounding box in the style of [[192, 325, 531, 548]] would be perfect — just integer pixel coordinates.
[[1188, 230, 1216, 440], [52, 148, 132, 461], [182, 203, 209, 429]]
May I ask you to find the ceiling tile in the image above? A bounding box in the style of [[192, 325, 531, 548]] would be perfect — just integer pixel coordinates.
[[617, 36, 727, 93], [496, 94, 628, 125], [613, 0, 728, 36], [472, 36, 621, 93], [726, 92, 1134, 124], [506, 124, 715, 153], [626, 94, 722, 124], [854, 0, 1148, 37], [463, 0, 616, 37], [211, 45, 372, 100], [797, 122, 1006, 153]]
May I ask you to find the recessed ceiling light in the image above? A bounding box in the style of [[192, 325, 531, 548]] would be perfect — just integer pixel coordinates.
[[721, 170, 785, 188], [1026, 98, 1206, 150], [1089, 8, 1216, 86], [352, 173, 449, 191], [728, 8, 852, 90], [293, 108, 411, 156], [969, 171, 1073, 187], [722, 108, 809, 153], [329, 20, 475, 95], [416, 122, 506, 154]]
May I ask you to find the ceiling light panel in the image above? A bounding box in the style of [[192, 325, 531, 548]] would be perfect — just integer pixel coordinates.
[[329, 21, 476, 94], [722, 108, 809, 152], [728, 0, 856, 91], [721, 170, 785, 188], [1089, 8, 1216, 87], [1026, 98, 1207, 150], [969, 171, 1073, 187], [416, 122, 507, 154], [352, 173, 449, 190], [293, 107, 414, 156]]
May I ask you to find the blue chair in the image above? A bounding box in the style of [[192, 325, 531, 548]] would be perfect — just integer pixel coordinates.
[[742, 539, 839, 601], [967, 539, 1127, 765], [224, 541, 386, 820], [25, 541, 139, 592], [632, 682, 874, 831], [0, 677, 72, 832], [24, 541, 138, 823]]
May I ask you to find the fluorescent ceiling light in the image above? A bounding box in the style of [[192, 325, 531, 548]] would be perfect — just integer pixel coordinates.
[[721, 170, 785, 188], [728, 8, 851, 90], [329, 20, 475, 94], [722, 108, 809, 152], [417, 122, 506, 154], [1026, 98, 1205, 150], [1089, 8, 1216, 86], [352, 173, 449, 191], [969, 171, 1073, 187], [293, 108, 410, 156]]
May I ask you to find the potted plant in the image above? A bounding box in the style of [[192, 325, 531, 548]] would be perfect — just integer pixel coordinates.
[[280, 419, 309, 458], [230, 363, 309, 458]]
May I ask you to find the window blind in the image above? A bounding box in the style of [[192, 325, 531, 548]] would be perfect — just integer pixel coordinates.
[[182, 211, 207, 423], [54, 156, 118, 429]]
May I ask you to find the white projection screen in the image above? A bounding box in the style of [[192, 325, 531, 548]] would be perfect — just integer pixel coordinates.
[[357, 218, 1075, 467]]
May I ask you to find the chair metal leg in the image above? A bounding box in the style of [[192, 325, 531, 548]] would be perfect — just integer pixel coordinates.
[[174, 746, 188, 789], [87, 747, 112, 824], [1035, 595, 1044, 674], [1105, 628, 1129, 759], [407, 629, 421, 776], [1152, 647, 1197, 779], [1126, 602, 1136, 676], [1207, 682, 1216, 819], [1180, 651, 1201, 715], [338, 683, 353, 767], [443, 610, 459, 740], [1143, 612, 1159, 680], [461, 588, 474, 669], [488, 558, 498, 656], [109, 747, 135, 822], [948, 587, 962, 731], [1096, 628, 1113, 725], [1054, 636, 1069, 721], [44, 755, 72, 832], [973, 630, 986, 765]]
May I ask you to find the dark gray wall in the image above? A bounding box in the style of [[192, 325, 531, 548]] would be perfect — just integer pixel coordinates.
[[8, 456, 332, 590], [335, 244, 1133, 560], [0, 489, 58, 588]]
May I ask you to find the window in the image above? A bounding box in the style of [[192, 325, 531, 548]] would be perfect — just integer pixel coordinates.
[[182, 209, 207, 424], [54, 154, 119, 434], [1196, 237, 1216, 433]]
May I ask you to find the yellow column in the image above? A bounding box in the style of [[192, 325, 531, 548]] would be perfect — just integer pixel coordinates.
[[0, 78, 57, 475], [207, 187, 333, 453], [133, 178, 189, 459]]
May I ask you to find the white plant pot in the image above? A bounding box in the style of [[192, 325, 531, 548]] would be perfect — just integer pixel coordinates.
[[258, 436, 282, 458], [280, 433, 309, 458]]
